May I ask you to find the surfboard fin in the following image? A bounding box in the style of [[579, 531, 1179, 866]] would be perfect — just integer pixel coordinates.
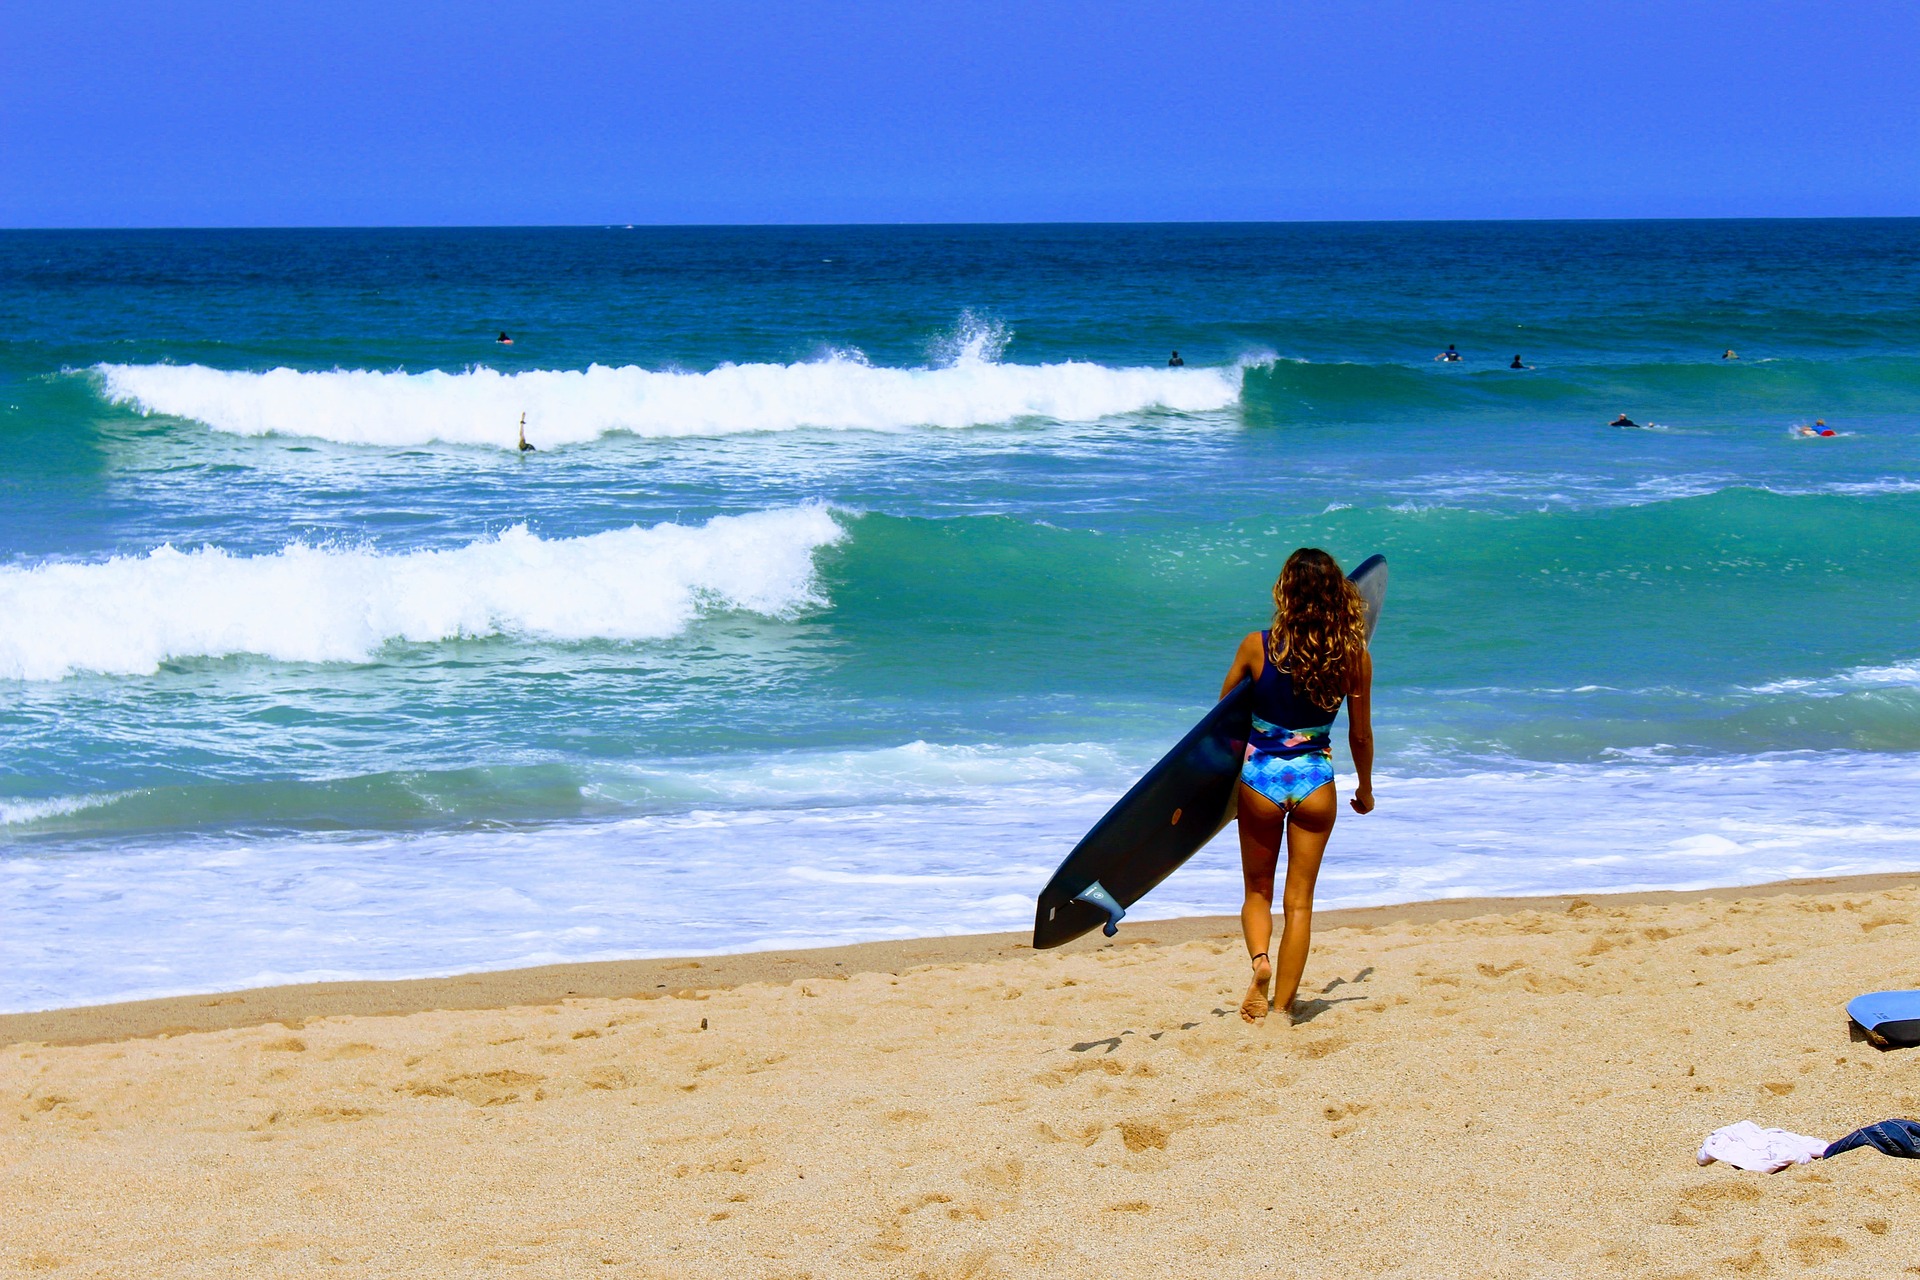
[[1072, 880, 1127, 937]]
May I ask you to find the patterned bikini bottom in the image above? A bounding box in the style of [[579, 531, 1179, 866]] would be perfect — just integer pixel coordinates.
[[1240, 715, 1335, 809]]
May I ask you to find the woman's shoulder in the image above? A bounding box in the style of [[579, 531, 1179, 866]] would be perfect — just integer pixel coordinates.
[[1238, 630, 1267, 674]]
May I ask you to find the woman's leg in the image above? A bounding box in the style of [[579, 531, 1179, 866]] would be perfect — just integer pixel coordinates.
[[1271, 782, 1337, 1019], [1236, 781, 1286, 1022]]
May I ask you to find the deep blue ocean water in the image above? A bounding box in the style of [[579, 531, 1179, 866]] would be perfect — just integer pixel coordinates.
[[4, 220, 1919, 1011]]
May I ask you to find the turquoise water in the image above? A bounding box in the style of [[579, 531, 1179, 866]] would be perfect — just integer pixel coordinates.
[[4, 221, 1919, 1010]]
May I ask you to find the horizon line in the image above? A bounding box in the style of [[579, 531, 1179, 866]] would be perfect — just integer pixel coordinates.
[[5, 213, 1920, 234]]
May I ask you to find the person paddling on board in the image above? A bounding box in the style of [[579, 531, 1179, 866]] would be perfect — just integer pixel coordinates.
[[1435, 343, 1461, 362], [1168, 351, 1184, 367], [517, 412, 536, 453], [1218, 549, 1375, 1024], [1610, 413, 1638, 428], [497, 331, 514, 345], [1510, 354, 1531, 369]]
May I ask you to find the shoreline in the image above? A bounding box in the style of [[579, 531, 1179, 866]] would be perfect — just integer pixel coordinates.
[[8, 868, 1917, 1048]]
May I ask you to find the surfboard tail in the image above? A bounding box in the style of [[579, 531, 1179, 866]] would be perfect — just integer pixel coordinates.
[[1071, 881, 1126, 937]]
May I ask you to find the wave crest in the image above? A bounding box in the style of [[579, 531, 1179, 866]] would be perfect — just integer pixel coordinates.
[[0, 507, 844, 680], [95, 346, 1239, 448]]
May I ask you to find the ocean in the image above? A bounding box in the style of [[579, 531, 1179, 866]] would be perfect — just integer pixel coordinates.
[[3, 219, 1918, 1013]]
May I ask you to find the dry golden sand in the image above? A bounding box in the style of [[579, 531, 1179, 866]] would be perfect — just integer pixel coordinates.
[[5, 881, 1920, 1278]]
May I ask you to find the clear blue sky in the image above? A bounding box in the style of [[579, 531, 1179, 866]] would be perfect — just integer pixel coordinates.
[[5, 0, 1917, 227]]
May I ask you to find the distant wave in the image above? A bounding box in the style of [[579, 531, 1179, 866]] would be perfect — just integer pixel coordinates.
[[93, 339, 1240, 449], [0, 507, 843, 680], [1748, 658, 1920, 696], [1238, 351, 1920, 425]]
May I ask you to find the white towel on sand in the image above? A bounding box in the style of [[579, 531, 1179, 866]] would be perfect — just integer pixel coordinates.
[[1696, 1120, 1829, 1173]]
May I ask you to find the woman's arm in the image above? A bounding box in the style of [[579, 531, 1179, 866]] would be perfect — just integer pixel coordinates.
[[1346, 646, 1375, 814], [1220, 631, 1264, 699]]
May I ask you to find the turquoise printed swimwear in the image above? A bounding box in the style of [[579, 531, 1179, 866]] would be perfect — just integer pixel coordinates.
[[1241, 713, 1335, 809]]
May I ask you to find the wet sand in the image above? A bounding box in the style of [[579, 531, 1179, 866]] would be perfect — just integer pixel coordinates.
[[5, 873, 1919, 1277]]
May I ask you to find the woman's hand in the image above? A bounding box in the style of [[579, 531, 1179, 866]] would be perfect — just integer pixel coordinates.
[[1345, 648, 1375, 815]]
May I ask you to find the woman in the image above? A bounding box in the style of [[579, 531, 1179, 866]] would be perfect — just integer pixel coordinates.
[[1219, 548, 1375, 1023]]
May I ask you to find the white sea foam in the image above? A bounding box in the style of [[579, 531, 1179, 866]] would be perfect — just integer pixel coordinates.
[[0, 793, 118, 826], [1749, 658, 1920, 696], [595, 739, 1127, 807], [0, 507, 844, 680], [8, 748, 1920, 1011], [94, 347, 1241, 448]]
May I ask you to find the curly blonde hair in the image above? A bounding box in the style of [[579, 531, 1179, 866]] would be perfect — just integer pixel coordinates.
[[1266, 547, 1367, 710]]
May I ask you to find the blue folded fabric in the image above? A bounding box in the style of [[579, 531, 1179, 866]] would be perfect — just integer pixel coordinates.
[[1823, 1119, 1920, 1160]]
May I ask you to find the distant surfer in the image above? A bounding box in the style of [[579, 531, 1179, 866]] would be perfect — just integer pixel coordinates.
[[1218, 549, 1375, 1024], [1795, 421, 1836, 438], [1435, 344, 1461, 363], [1168, 351, 1185, 367], [1509, 354, 1531, 369], [517, 412, 536, 452], [497, 331, 514, 345], [1722, 349, 1738, 360], [1610, 413, 1639, 428]]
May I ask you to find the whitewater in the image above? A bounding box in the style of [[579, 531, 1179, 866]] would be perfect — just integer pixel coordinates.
[[97, 349, 1241, 447], [0, 507, 844, 679]]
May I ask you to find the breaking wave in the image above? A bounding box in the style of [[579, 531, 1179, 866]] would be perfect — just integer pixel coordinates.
[[0, 507, 845, 680], [95, 343, 1240, 448]]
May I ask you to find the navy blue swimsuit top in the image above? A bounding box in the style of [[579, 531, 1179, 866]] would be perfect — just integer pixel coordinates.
[[1248, 630, 1343, 757]]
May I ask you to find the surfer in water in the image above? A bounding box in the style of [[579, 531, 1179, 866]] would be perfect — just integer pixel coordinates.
[[1610, 413, 1639, 428], [517, 412, 536, 453], [1219, 548, 1374, 1023], [497, 331, 514, 345], [1168, 351, 1185, 367]]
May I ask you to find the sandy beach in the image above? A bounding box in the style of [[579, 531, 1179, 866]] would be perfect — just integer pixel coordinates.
[[5, 873, 1920, 1278]]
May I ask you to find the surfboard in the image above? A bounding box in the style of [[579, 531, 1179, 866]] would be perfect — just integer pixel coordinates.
[[1846, 990, 1920, 1046], [1032, 554, 1387, 949]]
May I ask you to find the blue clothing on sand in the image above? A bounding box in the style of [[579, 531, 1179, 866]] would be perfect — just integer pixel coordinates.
[[1823, 1119, 1920, 1160]]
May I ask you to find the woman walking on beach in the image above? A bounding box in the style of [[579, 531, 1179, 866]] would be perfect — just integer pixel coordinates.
[[1220, 549, 1375, 1023]]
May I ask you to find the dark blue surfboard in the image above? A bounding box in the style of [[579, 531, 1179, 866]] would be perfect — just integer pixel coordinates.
[[1847, 990, 1920, 1046], [1032, 555, 1387, 949]]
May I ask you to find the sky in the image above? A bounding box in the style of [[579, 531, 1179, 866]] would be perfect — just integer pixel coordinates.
[[4, 0, 1918, 227]]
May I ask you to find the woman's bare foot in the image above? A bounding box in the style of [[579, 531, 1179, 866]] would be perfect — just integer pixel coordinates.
[[1240, 952, 1272, 1023]]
